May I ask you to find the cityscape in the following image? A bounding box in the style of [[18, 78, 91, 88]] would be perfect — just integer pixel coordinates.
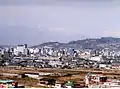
[[1, 0, 120, 88], [1, 37, 120, 88]]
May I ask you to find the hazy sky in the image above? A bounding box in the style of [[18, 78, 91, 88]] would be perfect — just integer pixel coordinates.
[[1, 0, 120, 45]]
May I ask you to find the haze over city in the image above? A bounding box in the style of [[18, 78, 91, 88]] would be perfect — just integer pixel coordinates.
[[1, 0, 120, 45]]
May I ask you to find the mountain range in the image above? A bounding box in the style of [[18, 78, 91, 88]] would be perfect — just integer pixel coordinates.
[[31, 37, 120, 49]]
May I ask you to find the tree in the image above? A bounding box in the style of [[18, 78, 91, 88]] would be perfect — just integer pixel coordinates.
[[0, 55, 5, 66]]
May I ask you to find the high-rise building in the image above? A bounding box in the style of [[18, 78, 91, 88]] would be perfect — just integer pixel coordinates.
[[13, 44, 28, 56]]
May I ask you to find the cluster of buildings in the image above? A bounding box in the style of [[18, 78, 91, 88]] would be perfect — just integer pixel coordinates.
[[1, 43, 120, 58], [1, 43, 120, 88], [0, 79, 24, 88], [0, 44, 120, 70], [85, 73, 120, 88]]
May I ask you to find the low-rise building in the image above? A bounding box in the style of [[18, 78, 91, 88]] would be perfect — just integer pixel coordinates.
[[25, 72, 39, 79], [89, 56, 102, 62]]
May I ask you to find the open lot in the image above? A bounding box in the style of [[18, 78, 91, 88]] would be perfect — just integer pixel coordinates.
[[1, 67, 120, 87]]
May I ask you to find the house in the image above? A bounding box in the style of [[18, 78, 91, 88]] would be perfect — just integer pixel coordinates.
[[103, 79, 120, 88], [1, 73, 19, 77], [79, 51, 91, 59], [99, 63, 107, 68], [54, 81, 64, 88], [85, 73, 107, 85], [112, 65, 120, 69], [54, 83, 62, 88], [48, 60, 62, 67], [73, 83, 85, 88], [38, 78, 56, 87], [33, 48, 39, 54], [39, 72, 52, 76], [0, 80, 18, 88], [25, 72, 39, 79], [112, 62, 120, 69], [89, 56, 102, 62]]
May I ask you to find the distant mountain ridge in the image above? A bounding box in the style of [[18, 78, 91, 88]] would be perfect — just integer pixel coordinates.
[[0, 45, 13, 48], [31, 37, 120, 49]]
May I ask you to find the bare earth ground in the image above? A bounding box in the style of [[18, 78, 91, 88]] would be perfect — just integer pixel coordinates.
[[0, 67, 120, 88]]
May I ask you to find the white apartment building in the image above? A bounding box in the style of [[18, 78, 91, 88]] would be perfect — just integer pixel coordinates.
[[14, 44, 27, 56]]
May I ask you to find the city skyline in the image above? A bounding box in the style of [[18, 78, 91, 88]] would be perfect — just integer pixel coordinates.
[[1, 0, 120, 45]]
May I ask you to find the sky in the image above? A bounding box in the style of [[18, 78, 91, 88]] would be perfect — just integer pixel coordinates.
[[1, 0, 120, 46]]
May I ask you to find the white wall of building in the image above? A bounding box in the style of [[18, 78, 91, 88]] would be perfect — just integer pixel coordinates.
[[89, 56, 101, 62], [29, 48, 34, 54], [25, 74, 39, 79], [33, 48, 39, 54], [14, 48, 18, 55], [13, 45, 27, 56], [17, 46, 25, 54], [99, 64, 106, 68]]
